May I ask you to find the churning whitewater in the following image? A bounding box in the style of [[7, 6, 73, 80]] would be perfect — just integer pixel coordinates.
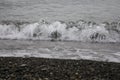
[[0, 19, 120, 42]]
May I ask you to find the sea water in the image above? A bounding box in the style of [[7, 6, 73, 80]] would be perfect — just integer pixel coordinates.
[[0, 0, 120, 62], [0, 20, 120, 42]]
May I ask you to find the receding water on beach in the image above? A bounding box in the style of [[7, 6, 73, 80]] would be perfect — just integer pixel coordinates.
[[0, 40, 120, 63]]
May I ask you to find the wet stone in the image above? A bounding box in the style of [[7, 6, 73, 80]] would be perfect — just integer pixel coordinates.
[[0, 57, 120, 80]]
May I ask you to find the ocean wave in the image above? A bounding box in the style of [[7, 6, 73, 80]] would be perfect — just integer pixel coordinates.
[[0, 19, 120, 42]]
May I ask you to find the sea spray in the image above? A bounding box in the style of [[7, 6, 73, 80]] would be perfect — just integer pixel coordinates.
[[0, 20, 120, 42]]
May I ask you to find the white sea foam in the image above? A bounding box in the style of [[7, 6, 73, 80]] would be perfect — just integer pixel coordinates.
[[0, 20, 120, 42], [0, 46, 120, 63]]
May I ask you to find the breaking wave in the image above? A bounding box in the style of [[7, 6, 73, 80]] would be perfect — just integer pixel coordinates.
[[0, 20, 120, 42]]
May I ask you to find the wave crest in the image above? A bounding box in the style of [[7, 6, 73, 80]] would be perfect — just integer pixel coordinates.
[[0, 20, 120, 42]]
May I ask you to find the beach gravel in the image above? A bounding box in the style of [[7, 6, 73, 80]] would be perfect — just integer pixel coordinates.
[[0, 57, 120, 80]]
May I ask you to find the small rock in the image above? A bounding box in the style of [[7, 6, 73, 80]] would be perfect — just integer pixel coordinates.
[[20, 64, 27, 67]]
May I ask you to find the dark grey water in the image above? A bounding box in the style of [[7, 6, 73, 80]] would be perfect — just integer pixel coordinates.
[[0, 0, 120, 63], [1, 0, 120, 22]]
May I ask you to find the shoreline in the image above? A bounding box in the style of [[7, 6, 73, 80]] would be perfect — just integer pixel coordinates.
[[0, 57, 120, 80]]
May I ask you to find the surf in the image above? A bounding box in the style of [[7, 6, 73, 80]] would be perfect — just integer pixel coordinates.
[[0, 19, 120, 42]]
